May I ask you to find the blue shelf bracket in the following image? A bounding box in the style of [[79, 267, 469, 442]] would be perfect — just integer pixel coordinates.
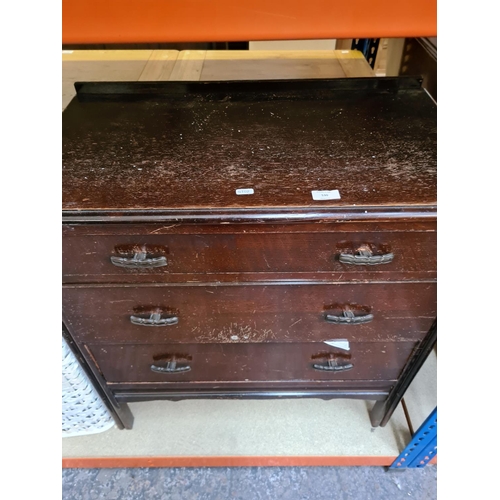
[[390, 407, 437, 468], [351, 38, 380, 68]]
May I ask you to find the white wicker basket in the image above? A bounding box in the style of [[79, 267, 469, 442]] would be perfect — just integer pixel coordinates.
[[62, 337, 115, 437]]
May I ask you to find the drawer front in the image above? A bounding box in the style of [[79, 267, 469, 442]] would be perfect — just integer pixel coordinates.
[[88, 342, 417, 384], [63, 283, 436, 344], [62, 224, 436, 283]]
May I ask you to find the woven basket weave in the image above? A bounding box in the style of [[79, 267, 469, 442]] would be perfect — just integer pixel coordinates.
[[62, 337, 115, 437]]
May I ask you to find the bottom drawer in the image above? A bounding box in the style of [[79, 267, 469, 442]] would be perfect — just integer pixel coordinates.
[[88, 342, 416, 384]]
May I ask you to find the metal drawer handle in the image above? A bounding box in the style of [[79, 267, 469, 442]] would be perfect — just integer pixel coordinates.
[[110, 251, 167, 268], [151, 360, 191, 373], [130, 312, 179, 327], [339, 245, 393, 265], [313, 359, 354, 372], [325, 309, 373, 325]]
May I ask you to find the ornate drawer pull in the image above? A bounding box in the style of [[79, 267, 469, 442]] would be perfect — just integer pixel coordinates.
[[130, 312, 179, 326], [151, 360, 191, 373], [110, 251, 167, 268], [313, 359, 353, 372], [339, 245, 393, 265], [325, 309, 373, 325]]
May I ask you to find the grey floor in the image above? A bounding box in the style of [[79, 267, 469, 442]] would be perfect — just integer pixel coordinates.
[[62, 465, 437, 499]]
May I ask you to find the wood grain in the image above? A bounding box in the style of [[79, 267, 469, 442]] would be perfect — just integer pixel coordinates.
[[62, 49, 373, 108], [169, 50, 206, 80], [336, 50, 375, 77], [62, 282, 436, 344], [62, 225, 436, 284], [88, 341, 417, 383], [62, 50, 157, 110], [200, 50, 349, 81], [62, 79, 437, 213], [138, 51, 179, 81]]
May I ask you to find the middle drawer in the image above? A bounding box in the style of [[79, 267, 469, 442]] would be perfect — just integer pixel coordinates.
[[63, 282, 436, 344]]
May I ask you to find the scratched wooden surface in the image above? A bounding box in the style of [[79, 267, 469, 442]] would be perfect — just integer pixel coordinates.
[[62, 79, 437, 213], [62, 282, 436, 344], [62, 221, 437, 284], [88, 341, 416, 384]]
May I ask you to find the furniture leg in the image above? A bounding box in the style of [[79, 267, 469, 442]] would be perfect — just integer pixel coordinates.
[[370, 319, 437, 427]]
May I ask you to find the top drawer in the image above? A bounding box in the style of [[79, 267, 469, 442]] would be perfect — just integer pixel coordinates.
[[62, 221, 436, 284]]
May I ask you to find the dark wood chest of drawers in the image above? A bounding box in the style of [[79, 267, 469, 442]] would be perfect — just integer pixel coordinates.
[[62, 78, 437, 429]]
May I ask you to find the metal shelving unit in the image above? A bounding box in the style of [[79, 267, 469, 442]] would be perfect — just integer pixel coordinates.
[[391, 407, 437, 469], [62, 0, 437, 44]]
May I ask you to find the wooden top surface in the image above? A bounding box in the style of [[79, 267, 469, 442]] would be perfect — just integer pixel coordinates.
[[62, 78, 436, 220]]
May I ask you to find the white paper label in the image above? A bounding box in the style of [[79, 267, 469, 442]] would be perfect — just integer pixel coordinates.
[[311, 190, 341, 201], [236, 188, 254, 195], [324, 339, 350, 351]]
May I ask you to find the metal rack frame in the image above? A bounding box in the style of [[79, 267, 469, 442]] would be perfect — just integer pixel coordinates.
[[391, 407, 437, 468], [62, 0, 437, 44]]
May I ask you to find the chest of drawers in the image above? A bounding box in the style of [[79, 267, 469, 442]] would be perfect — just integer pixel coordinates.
[[62, 78, 437, 429]]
